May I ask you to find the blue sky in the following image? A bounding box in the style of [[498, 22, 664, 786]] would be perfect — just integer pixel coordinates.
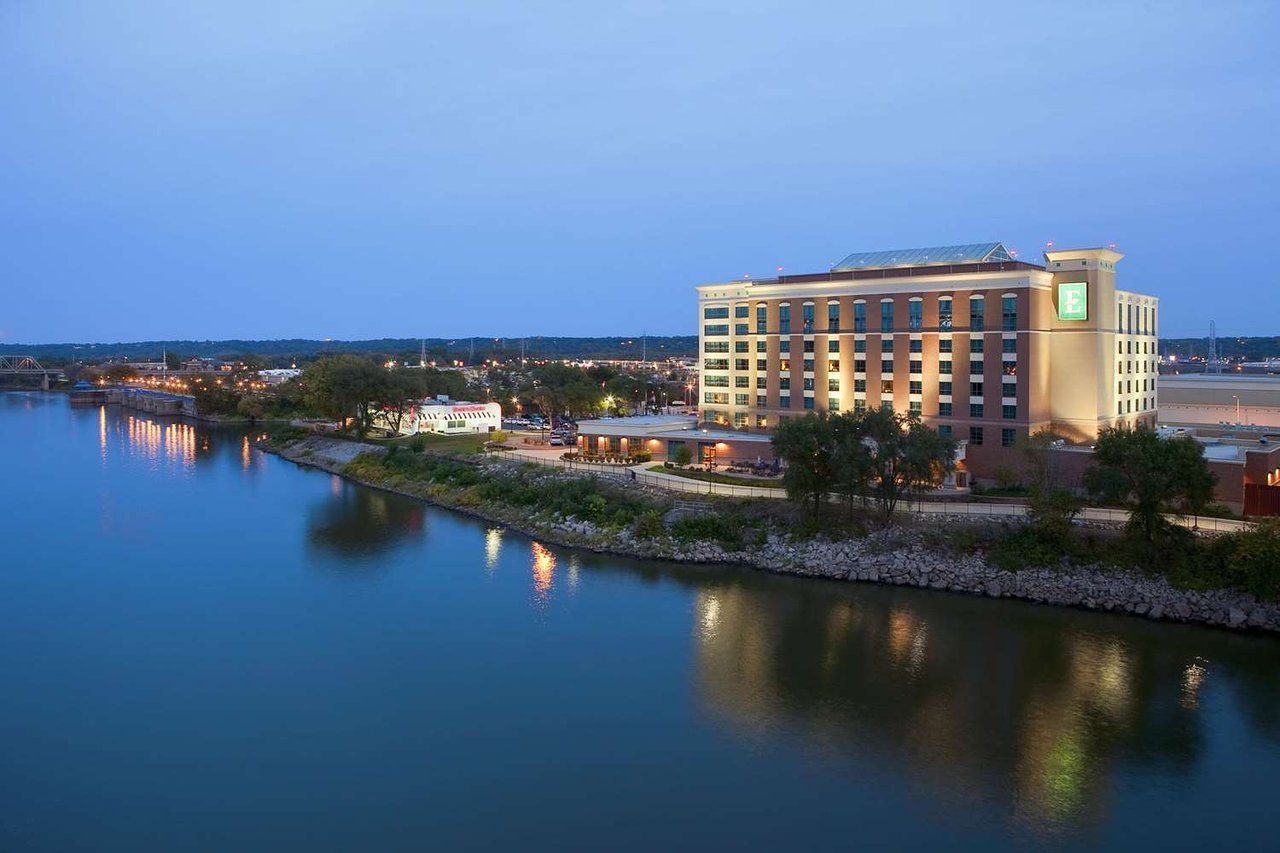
[[2, 1, 1277, 343]]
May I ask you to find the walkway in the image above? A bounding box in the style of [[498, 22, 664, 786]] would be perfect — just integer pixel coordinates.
[[498, 446, 1253, 533]]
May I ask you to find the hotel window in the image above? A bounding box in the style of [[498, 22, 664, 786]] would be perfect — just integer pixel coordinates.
[[970, 426, 984, 445], [854, 339, 866, 353], [1002, 383, 1016, 398], [970, 297, 985, 331], [735, 323, 749, 335], [909, 380, 923, 394], [704, 392, 728, 404], [780, 395, 791, 408], [854, 379, 866, 393], [938, 425, 952, 439], [881, 359, 894, 373], [1002, 338, 1017, 354], [756, 305, 767, 334], [704, 341, 729, 353], [828, 302, 840, 333], [939, 338, 952, 353], [734, 305, 749, 319], [1002, 363, 1017, 377], [779, 377, 790, 390], [1002, 428, 1017, 447], [970, 403, 984, 418], [829, 339, 840, 353], [909, 360, 922, 374], [704, 358, 728, 370], [881, 380, 894, 394], [735, 341, 749, 353], [910, 339, 922, 353], [971, 361, 984, 375], [804, 397, 815, 410], [829, 397, 841, 412], [1001, 296, 1017, 331], [829, 378, 840, 392], [779, 305, 791, 334], [756, 415, 768, 428], [734, 376, 749, 387], [909, 300, 923, 330], [854, 302, 866, 332], [828, 360, 840, 373], [757, 340, 767, 352], [803, 360, 815, 373], [734, 412, 748, 428], [855, 359, 866, 373], [779, 359, 790, 371], [734, 359, 749, 371], [756, 377, 767, 389], [704, 375, 729, 387], [735, 394, 750, 406], [968, 382, 983, 397], [939, 298, 953, 330], [882, 338, 894, 353], [909, 400, 922, 414], [704, 324, 729, 336], [939, 360, 952, 374], [971, 338, 984, 353], [704, 306, 729, 319], [802, 303, 815, 333], [1002, 405, 1016, 420], [939, 381, 952, 396], [939, 402, 953, 417], [803, 339, 815, 353], [855, 400, 867, 414], [780, 339, 790, 353], [803, 377, 815, 391], [756, 395, 767, 407], [756, 359, 767, 370], [881, 301, 894, 332]]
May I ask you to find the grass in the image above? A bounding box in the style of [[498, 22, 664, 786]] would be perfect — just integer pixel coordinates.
[[373, 431, 490, 454], [646, 464, 786, 489]]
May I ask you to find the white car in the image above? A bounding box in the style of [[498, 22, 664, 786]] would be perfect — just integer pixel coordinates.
[[549, 436, 564, 446]]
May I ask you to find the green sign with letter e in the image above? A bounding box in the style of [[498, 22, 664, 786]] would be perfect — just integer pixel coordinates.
[[1058, 282, 1087, 321]]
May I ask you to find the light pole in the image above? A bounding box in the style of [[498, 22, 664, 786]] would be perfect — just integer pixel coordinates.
[[1233, 394, 1241, 423]]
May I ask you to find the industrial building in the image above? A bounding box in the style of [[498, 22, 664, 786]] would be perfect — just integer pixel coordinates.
[[1158, 374, 1280, 429]]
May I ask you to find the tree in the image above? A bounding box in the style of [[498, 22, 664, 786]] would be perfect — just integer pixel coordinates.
[[831, 411, 873, 520], [772, 413, 838, 519], [672, 444, 692, 466], [300, 355, 390, 436], [1021, 428, 1080, 541], [236, 393, 266, 423], [1084, 425, 1215, 549], [860, 407, 956, 523]]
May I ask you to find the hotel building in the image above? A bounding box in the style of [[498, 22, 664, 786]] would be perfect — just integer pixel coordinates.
[[697, 243, 1159, 482]]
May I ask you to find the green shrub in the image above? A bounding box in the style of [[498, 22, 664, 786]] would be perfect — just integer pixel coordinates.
[[674, 512, 742, 550], [633, 509, 666, 539]]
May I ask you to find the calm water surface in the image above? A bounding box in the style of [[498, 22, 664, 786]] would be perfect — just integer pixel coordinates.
[[2, 392, 1278, 851]]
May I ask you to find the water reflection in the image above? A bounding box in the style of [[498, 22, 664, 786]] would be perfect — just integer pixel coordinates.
[[531, 541, 556, 601], [689, 580, 1279, 839], [485, 528, 503, 571], [306, 483, 425, 561]]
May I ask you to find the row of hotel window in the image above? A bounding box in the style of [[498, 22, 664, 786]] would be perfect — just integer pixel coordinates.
[[703, 392, 1018, 419], [703, 297, 1018, 336], [704, 337, 1018, 356], [1119, 301, 1156, 336], [705, 359, 1017, 378]]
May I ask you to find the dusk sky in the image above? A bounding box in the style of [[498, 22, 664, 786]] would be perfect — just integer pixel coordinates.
[[3, 1, 1277, 344]]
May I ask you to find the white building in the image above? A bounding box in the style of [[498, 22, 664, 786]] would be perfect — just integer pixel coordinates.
[[401, 399, 503, 435]]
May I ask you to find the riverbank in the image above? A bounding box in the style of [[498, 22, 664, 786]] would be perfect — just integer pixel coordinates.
[[261, 435, 1280, 633]]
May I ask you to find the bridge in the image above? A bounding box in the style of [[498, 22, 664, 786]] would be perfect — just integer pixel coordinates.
[[0, 355, 66, 389]]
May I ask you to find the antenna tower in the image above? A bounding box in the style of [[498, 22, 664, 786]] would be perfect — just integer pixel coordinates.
[[1208, 320, 1223, 375]]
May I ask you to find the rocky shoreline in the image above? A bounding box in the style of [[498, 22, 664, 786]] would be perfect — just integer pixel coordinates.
[[263, 436, 1280, 634]]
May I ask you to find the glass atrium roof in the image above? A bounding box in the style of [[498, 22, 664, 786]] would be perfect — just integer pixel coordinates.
[[831, 242, 1014, 271]]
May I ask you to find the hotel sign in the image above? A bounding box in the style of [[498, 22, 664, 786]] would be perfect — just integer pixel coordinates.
[[1058, 282, 1087, 321]]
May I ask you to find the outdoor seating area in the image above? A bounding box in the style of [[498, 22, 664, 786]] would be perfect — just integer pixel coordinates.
[[561, 451, 652, 466]]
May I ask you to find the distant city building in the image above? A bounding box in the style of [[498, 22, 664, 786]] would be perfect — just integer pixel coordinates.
[[384, 398, 502, 435], [257, 368, 302, 386], [697, 243, 1158, 484]]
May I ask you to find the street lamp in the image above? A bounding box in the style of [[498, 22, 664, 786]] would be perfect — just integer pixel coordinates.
[[1233, 394, 1241, 423]]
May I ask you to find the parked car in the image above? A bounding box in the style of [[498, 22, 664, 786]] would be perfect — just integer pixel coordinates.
[[549, 436, 564, 446]]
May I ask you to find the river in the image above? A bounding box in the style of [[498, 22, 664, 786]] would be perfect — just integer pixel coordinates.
[[1, 392, 1278, 851]]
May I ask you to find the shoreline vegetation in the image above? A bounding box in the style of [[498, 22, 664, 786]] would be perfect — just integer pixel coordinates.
[[260, 431, 1280, 634]]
